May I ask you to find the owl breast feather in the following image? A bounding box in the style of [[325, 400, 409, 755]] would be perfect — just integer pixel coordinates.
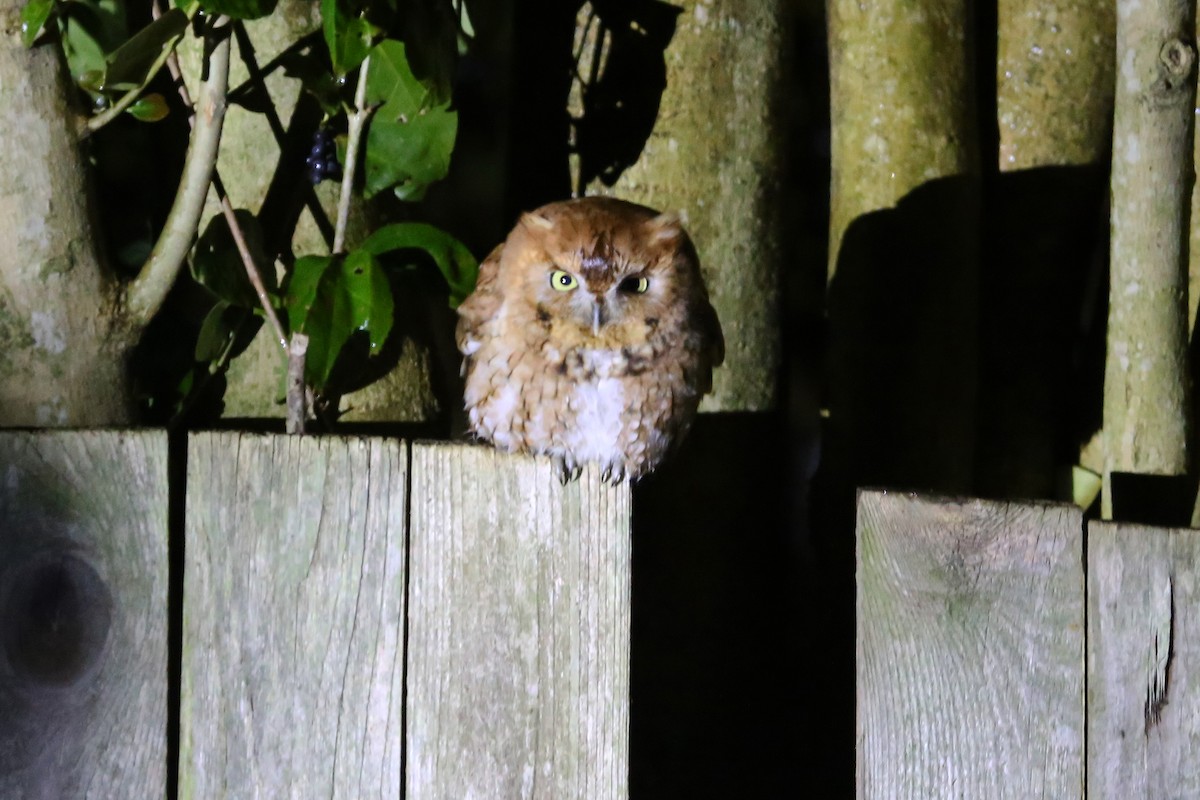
[[462, 340, 679, 481]]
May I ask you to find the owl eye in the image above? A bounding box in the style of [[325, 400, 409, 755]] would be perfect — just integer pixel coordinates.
[[619, 276, 650, 294], [550, 270, 578, 291]]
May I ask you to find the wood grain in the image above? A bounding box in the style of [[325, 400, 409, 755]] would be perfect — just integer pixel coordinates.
[[856, 490, 1084, 799], [180, 432, 406, 798], [0, 430, 168, 798], [407, 442, 632, 800], [1088, 522, 1200, 797]]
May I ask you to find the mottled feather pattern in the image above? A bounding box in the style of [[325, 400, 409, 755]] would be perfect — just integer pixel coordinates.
[[456, 197, 724, 482]]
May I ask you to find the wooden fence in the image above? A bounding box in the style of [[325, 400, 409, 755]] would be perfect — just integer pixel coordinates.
[[0, 430, 631, 799], [857, 489, 1200, 798]]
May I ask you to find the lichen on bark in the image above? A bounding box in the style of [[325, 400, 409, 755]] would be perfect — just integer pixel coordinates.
[[1104, 1, 1195, 485], [0, 18, 133, 425]]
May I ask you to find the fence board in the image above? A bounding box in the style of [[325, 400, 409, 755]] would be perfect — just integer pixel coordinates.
[[0, 430, 168, 799], [180, 432, 406, 798], [856, 490, 1083, 799], [407, 442, 632, 800], [1088, 522, 1200, 797]]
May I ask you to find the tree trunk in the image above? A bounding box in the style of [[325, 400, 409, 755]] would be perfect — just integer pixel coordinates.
[[575, 0, 787, 412], [1103, 0, 1194, 504], [825, 0, 980, 494], [977, 0, 1114, 498], [996, 0, 1115, 170], [0, 3, 134, 426]]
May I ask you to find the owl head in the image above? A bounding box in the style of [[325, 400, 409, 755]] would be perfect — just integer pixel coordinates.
[[495, 197, 710, 348]]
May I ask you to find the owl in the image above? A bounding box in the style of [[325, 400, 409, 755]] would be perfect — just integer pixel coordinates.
[[456, 196, 724, 482]]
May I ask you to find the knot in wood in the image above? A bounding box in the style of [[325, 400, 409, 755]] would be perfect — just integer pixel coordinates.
[[0, 6, 23, 37], [1160, 38, 1196, 78], [1146, 38, 1197, 107], [1, 553, 112, 688]]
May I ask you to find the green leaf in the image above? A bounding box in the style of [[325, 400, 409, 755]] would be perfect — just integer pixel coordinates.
[[321, 0, 374, 77], [193, 0, 276, 20], [365, 38, 432, 115], [103, 8, 188, 89], [191, 211, 274, 308], [1072, 465, 1102, 511], [284, 255, 342, 390], [195, 300, 237, 362], [340, 249, 393, 355], [176, 367, 195, 399], [390, 5, 456, 103], [60, 0, 126, 81], [362, 39, 457, 200], [21, 0, 55, 47], [363, 110, 457, 201], [62, 16, 110, 83], [284, 255, 333, 335], [454, 0, 474, 40], [127, 92, 169, 122], [283, 251, 394, 391], [360, 222, 477, 306], [78, 69, 105, 93]]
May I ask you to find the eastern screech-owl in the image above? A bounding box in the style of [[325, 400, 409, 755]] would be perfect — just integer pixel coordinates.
[[456, 197, 724, 482]]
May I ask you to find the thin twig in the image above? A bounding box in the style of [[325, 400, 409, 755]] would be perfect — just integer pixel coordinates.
[[215, 180, 288, 350], [125, 13, 231, 329], [286, 333, 310, 433], [333, 55, 373, 255]]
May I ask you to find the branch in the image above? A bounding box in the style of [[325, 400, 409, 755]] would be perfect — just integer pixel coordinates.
[[290, 54, 375, 432], [215, 180, 289, 350], [155, 7, 287, 351], [1103, 16, 1196, 516], [333, 54, 372, 255], [286, 333, 310, 434], [124, 14, 232, 329]]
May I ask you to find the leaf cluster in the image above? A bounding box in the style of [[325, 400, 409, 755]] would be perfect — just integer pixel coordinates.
[[23, 0, 480, 423], [192, 216, 475, 398]]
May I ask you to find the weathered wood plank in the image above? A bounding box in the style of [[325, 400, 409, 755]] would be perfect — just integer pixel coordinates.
[[180, 432, 406, 798], [0, 430, 168, 798], [407, 442, 632, 800], [856, 490, 1083, 799], [1088, 522, 1200, 797]]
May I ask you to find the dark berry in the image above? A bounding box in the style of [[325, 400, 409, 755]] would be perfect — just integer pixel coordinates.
[[306, 126, 341, 184]]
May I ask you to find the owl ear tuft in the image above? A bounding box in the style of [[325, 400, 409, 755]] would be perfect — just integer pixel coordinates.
[[520, 212, 555, 232], [647, 212, 683, 242]]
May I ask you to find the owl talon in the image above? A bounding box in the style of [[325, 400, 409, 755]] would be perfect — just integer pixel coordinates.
[[601, 465, 627, 485], [554, 458, 582, 484]]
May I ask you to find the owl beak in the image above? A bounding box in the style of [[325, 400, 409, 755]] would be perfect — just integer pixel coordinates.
[[591, 298, 610, 336]]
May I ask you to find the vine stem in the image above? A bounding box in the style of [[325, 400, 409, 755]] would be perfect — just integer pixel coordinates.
[[333, 55, 373, 255]]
